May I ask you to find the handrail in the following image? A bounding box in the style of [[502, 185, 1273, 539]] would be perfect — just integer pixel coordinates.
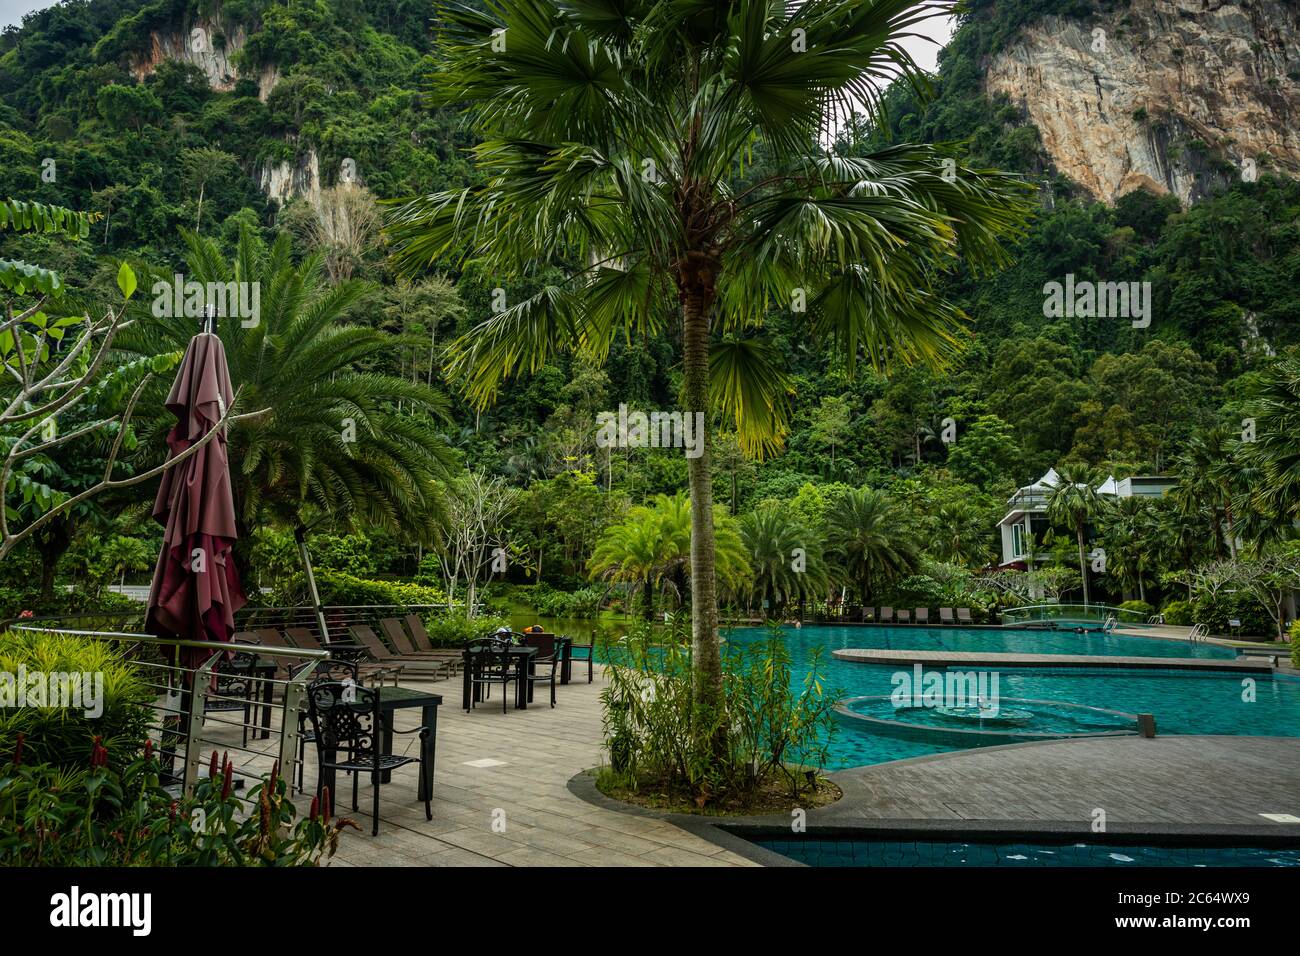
[[11, 624, 330, 660], [11, 624, 327, 796]]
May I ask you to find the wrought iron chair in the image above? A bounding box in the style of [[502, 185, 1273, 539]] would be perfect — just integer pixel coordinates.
[[208, 648, 259, 747], [562, 633, 596, 683], [467, 640, 519, 713], [305, 679, 432, 836], [293, 659, 363, 794], [518, 632, 559, 708]]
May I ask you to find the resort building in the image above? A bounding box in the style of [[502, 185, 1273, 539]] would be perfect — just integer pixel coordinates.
[[997, 468, 1176, 568]]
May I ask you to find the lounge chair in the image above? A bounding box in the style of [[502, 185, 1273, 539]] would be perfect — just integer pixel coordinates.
[[878, 607, 894, 624], [939, 607, 955, 625], [383, 617, 462, 676], [957, 608, 973, 624], [404, 614, 462, 676], [915, 608, 929, 624], [286, 626, 402, 685], [349, 625, 452, 680], [897, 609, 911, 623]]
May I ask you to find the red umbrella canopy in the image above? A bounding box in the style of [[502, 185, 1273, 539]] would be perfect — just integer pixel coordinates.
[[145, 332, 246, 670]]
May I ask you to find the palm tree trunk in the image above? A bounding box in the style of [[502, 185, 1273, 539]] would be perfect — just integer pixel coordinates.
[[681, 281, 723, 737], [1076, 524, 1090, 605]]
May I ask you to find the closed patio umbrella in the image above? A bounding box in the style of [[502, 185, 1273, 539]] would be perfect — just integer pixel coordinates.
[[145, 324, 246, 673]]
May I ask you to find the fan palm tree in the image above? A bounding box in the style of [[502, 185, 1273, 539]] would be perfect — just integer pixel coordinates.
[[1100, 495, 1156, 603], [826, 486, 919, 602], [386, 0, 1033, 728], [1172, 426, 1241, 558], [120, 228, 456, 573], [1044, 464, 1105, 606], [739, 503, 827, 617], [589, 491, 748, 619], [1239, 358, 1300, 533]]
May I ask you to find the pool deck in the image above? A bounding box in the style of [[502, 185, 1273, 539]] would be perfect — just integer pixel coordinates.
[[831, 647, 1271, 672], [809, 735, 1300, 836]]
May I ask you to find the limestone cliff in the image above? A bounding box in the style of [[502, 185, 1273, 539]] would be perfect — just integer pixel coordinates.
[[985, 0, 1300, 204]]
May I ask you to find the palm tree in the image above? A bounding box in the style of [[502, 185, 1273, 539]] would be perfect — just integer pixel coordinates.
[[930, 500, 992, 568], [1100, 496, 1156, 603], [826, 487, 919, 603], [739, 503, 827, 618], [589, 492, 748, 619], [1172, 426, 1240, 558], [1044, 465, 1105, 606], [1240, 358, 1300, 532], [386, 0, 1033, 730], [121, 228, 456, 578]]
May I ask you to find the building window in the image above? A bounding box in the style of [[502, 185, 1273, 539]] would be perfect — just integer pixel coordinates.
[[1012, 523, 1025, 558]]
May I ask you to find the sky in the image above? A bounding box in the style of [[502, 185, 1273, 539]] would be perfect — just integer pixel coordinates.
[[3, 0, 956, 67]]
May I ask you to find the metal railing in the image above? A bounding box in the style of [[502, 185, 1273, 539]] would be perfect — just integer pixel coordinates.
[[12, 624, 328, 796], [1000, 603, 1150, 628]]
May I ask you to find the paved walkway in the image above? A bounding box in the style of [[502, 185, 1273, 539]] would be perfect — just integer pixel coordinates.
[[276, 671, 758, 867], [818, 735, 1300, 832], [831, 647, 1269, 671]]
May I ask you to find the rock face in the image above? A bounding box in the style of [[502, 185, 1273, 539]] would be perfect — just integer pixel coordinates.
[[256, 150, 322, 207], [985, 0, 1300, 204]]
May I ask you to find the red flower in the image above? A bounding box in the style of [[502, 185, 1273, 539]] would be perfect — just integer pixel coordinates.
[[309, 795, 319, 822], [89, 736, 108, 769], [209, 749, 219, 779], [321, 786, 332, 824], [142, 739, 153, 761], [221, 759, 233, 800], [267, 760, 279, 796], [12, 732, 24, 766], [18, 610, 32, 619]]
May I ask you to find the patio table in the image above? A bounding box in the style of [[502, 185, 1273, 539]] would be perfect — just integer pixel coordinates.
[[315, 685, 441, 797], [461, 645, 539, 710]]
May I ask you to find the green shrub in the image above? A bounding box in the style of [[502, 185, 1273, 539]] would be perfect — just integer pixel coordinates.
[[1116, 600, 1155, 619], [1290, 621, 1299, 668], [600, 621, 838, 804], [528, 584, 604, 619], [420, 614, 510, 647], [0, 746, 352, 866], [278, 570, 446, 609], [1161, 599, 1194, 626], [0, 631, 152, 770], [1193, 593, 1272, 637]]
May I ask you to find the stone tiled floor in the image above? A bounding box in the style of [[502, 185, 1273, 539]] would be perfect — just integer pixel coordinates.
[[215, 669, 757, 867]]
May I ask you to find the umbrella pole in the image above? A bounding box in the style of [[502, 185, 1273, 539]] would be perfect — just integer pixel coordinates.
[[294, 525, 330, 644]]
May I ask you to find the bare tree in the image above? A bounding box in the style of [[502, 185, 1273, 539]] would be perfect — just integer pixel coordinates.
[[308, 185, 380, 283], [435, 471, 518, 618]]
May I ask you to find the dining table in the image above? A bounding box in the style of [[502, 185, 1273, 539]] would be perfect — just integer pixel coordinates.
[[461, 644, 539, 710]]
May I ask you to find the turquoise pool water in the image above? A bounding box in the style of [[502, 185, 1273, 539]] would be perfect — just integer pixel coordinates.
[[754, 837, 1300, 867], [722, 626, 1300, 769], [750, 624, 1236, 659]]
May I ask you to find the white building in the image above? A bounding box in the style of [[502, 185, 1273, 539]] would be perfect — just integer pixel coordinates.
[[997, 468, 1176, 568]]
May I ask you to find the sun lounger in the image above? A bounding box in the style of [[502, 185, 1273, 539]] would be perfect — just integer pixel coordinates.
[[957, 608, 973, 624], [405, 613, 462, 675], [287, 626, 402, 685], [939, 607, 955, 625], [350, 624, 452, 680], [878, 607, 894, 623], [915, 608, 929, 624], [897, 609, 911, 623]]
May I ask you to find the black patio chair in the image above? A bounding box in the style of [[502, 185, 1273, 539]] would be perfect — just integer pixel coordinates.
[[208, 648, 259, 747], [293, 658, 362, 794], [519, 632, 559, 708], [305, 679, 432, 836], [564, 633, 596, 683], [467, 640, 519, 713]]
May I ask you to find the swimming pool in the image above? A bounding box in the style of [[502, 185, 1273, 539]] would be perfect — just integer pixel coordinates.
[[753, 836, 1300, 867], [723, 626, 1300, 769]]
